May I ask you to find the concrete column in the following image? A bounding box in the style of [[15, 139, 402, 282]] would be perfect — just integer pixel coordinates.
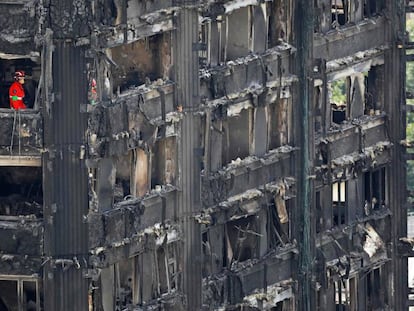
[[173, 3, 202, 309]]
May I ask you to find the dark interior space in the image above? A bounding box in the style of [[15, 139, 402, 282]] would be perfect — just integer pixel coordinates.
[[331, 0, 346, 26], [0, 280, 40, 311], [110, 32, 171, 94], [0, 166, 42, 217]]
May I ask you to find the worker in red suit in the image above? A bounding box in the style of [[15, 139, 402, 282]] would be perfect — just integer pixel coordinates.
[[9, 70, 26, 110]]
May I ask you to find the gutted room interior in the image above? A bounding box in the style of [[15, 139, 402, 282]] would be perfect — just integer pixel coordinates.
[[0, 0, 411, 310]]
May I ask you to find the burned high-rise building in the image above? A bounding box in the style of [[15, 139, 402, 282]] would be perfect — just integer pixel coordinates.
[[0, 0, 413, 310]]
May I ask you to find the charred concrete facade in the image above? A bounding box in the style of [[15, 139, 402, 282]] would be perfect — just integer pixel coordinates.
[[0, 0, 412, 310]]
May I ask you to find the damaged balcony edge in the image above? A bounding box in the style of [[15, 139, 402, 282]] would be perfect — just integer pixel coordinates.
[[89, 223, 181, 268], [196, 178, 296, 225]]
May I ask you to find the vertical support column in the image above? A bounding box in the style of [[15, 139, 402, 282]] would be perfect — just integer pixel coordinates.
[[42, 2, 90, 310], [173, 2, 202, 309], [385, 1, 408, 310], [295, 0, 315, 310]]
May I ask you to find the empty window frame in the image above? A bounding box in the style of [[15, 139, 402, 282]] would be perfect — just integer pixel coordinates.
[[363, 0, 385, 18], [224, 216, 260, 266], [332, 181, 346, 225], [0, 58, 41, 110], [364, 65, 384, 115], [329, 77, 349, 124], [334, 277, 357, 311], [226, 7, 251, 60], [365, 268, 383, 309], [109, 32, 172, 94], [199, 19, 209, 67], [316, 191, 323, 233], [331, 0, 347, 26], [114, 153, 132, 202], [314, 85, 323, 133], [100, 258, 135, 310], [115, 258, 134, 308], [155, 243, 178, 294], [0, 277, 41, 311], [151, 136, 176, 189], [268, 0, 291, 46], [268, 97, 292, 149], [198, 15, 226, 66], [223, 108, 252, 164], [100, 249, 178, 309], [112, 138, 176, 203], [225, 5, 268, 60], [268, 198, 292, 249], [202, 231, 211, 278], [0, 166, 42, 217], [364, 167, 386, 214]]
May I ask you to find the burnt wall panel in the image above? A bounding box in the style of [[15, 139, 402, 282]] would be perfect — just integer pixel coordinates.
[[224, 64, 247, 95], [126, 0, 174, 21], [202, 154, 293, 208], [266, 258, 293, 286], [254, 107, 267, 157], [0, 221, 43, 256], [140, 198, 164, 228], [238, 265, 266, 295], [364, 123, 387, 147], [107, 103, 128, 156], [0, 4, 38, 55], [227, 156, 292, 198], [88, 213, 104, 249], [329, 132, 360, 159], [263, 53, 281, 83], [0, 256, 42, 275], [246, 58, 265, 85], [104, 209, 126, 245], [313, 18, 387, 61]]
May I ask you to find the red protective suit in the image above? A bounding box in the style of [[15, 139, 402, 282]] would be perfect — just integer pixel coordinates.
[[9, 81, 26, 110]]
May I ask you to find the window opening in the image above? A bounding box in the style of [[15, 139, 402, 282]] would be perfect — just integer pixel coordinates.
[[364, 168, 386, 215], [202, 231, 211, 277], [364, 66, 384, 115], [334, 278, 350, 310], [151, 137, 176, 189], [109, 32, 172, 95], [268, 0, 288, 46], [0, 166, 42, 217], [329, 78, 348, 124], [269, 97, 291, 150], [269, 196, 291, 249], [0, 58, 41, 110], [223, 108, 251, 164], [331, 0, 347, 27], [366, 268, 382, 309], [316, 191, 323, 233], [199, 20, 209, 67], [225, 216, 259, 265], [332, 181, 346, 225], [226, 7, 250, 60], [114, 153, 131, 203], [363, 0, 385, 18], [0, 278, 41, 311], [155, 244, 177, 296]]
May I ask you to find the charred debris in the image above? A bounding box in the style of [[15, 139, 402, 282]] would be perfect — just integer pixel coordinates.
[[0, 0, 412, 310]]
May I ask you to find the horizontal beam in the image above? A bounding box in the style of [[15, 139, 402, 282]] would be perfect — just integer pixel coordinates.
[[0, 155, 41, 166]]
